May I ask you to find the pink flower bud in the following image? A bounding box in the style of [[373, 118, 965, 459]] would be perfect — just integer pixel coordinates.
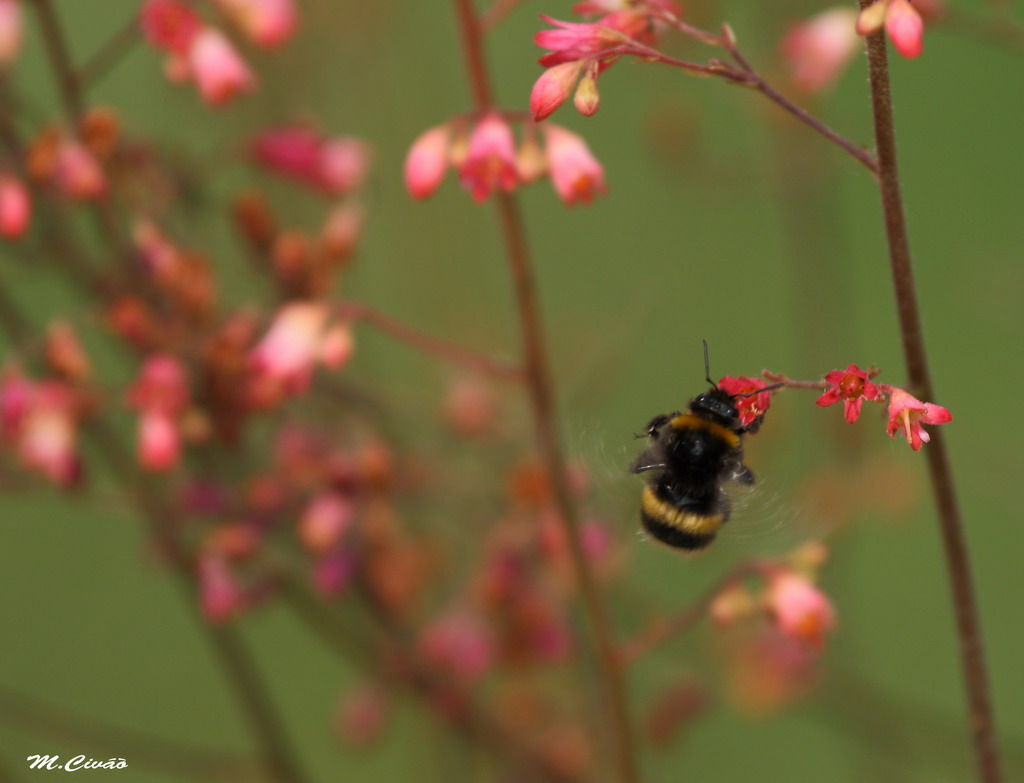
[[781, 8, 861, 93], [856, 1, 888, 36], [459, 113, 518, 203], [198, 554, 244, 623], [530, 61, 584, 122], [188, 28, 255, 107], [0, 0, 23, 68], [214, 0, 296, 48], [138, 409, 181, 471], [404, 124, 452, 199], [419, 608, 495, 683], [317, 137, 371, 195], [0, 368, 33, 438], [18, 382, 80, 487], [140, 0, 202, 53], [542, 124, 606, 206], [573, 61, 601, 116], [885, 0, 923, 58], [0, 174, 30, 239], [319, 322, 355, 369]]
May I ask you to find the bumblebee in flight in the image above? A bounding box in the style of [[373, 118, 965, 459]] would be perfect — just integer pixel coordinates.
[[630, 344, 776, 551]]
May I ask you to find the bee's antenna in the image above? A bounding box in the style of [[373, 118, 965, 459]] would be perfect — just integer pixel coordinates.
[[738, 382, 785, 398], [702, 339, 717, 388]]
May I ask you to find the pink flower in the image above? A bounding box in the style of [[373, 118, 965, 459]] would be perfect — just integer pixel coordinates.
[[250, 126, 370, 195], [319, 322, 355, 369], [214, 0, 296, 48], [18, 382, 81, 487], [717, 376, 774, 432], [298, 491, 354, 554], [0, 174, 30, 239], [0, 0, 23, 67], [249, 302, 330, 393], [138, 409, 181, 471], [53, 139, 106, 201], [404, 125, 452, 199], [419, 608, 495, 684], [857, 0, 924, 59], [187, 28, 255, 106], [127, 355, 190, 415], [542, 124, 607, 205], [816, 363, 880, 423], [781, 8, 861, 93], [140, 0, 201, 53], [882, 385, 951, 450], [458, 113, 518, 203], [0, 368, 33, 438], [535, 12, 647, 67], [312, 549, 356, 597], [764, 572, 836, 650]]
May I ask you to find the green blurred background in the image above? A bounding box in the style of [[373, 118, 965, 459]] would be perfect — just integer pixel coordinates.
[[1, 0, 1022, 780]]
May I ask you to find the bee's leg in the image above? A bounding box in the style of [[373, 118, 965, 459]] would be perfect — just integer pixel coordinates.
[[729, 463, 755, 484], [629, 451, 667, 474], [635, 412, 680, 440]]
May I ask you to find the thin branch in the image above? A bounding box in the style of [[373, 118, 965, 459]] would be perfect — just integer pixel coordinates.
[[860, 13, 1002, 783], [340, 301, 524, 382], [77, 15, 141, 90], [449, 3, 640, 782]]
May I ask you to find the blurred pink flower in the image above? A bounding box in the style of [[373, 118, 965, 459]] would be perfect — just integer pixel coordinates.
[[420, 608, 496, 683], [0, 174, 30, 239], [140, 0, 201, 53], [250, 125, 370, 195], [764, 571, 836, 650], [214, 0, 296, 47], [137, 409, 181, 472], [459, 113, 518, 203], [298, 491, 354, 554], [187, 28, 255, 106], [542, 124, 606, 205], [53, 139, 106, 201], [0, 0, 22, 68], [781, 8, 861, 92], [18, 382, 81, 487], [404, 125, 452, 199], [249, 302, 330, 394], [128, 355, 190, 415], [198, 554, 244, 623]]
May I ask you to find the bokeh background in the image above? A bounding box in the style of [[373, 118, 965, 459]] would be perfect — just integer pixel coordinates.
[[1, 0, 1022, 781]]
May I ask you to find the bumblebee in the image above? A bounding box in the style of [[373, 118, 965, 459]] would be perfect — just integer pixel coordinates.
[[630, 345, 771, 551]]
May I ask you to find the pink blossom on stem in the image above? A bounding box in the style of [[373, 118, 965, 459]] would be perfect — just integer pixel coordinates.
[[0, 174, 30, 239], [319, 322, 355, 369], [298, 491, 354, 554], [0, 0, 23, 68], [419, 608, 495, 684], [53, 139, 106, 201], [0, 368, 33, 438], [138, 409, 181, 472], [140, 0, 201, 53], [882, 384, 951, 450], [214, 0, 296, 48], [530, 61, 585, 122], [816, 363, 879, 423], [542, 124, 606, 206], [317, 137, 371, 195], [857, 0, 923, 59], [535, 12, 645, 66], [198, 554, 244, 623], [404, 124, 452, 199], [458, 113, 519, 203], [250, 126, 370, 195], [764, 571, 836, 650], [187, 27, 255, 107], [781, 8, 861, 93], [249, 301, 329, 394], [18, 382, 81, 487]]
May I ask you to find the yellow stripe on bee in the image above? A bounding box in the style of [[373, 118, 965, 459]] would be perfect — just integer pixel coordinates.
[[641, 485, 725, 536], [669, 413, 740, 449]]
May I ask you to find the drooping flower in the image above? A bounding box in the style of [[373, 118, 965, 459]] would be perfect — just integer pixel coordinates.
[[781, 7, 861, 93], [17, 382, 81, 487], [404, 124, 452, 199], [187, 28, 255, 106], [0, 0, 23, 68], [140, 0, 202, 53], [857, 0, 924, 59], [816, 363, 879, 423], [419, 607, 496, 684], [542, 124, 607, 205], [249, 301, 330, 394], [0, 174, 30, 239], [198, 553, 245, 623], [52, 138, 106, 201], [717, 376, 774, 432], [298, 491, 354, 554], [763, 571, 836, 650], [214, 0, 296, 48], [882, 384, 951, 450], [530, 61, 586, 122], [458, 112, 519, 203], [127, 354, 190, 472], [250, 125, 370, 195]]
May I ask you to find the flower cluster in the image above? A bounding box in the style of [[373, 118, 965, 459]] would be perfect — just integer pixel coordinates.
[[250, 125, 371, 196], [404, 113, 606, 206], [814, 364, 951, 451], [139, 0, 295, 106], [530, 1, 680, 121]]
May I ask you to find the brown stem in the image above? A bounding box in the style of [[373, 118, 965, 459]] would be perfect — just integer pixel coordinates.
[[341, 301, 524, 382], [861, 16, 1002, 783], [449, 3, 639, 782], [77, 15, 141, 90]]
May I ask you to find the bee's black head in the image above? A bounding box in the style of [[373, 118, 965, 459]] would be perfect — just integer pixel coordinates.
[[689, 387, 741, 428]]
